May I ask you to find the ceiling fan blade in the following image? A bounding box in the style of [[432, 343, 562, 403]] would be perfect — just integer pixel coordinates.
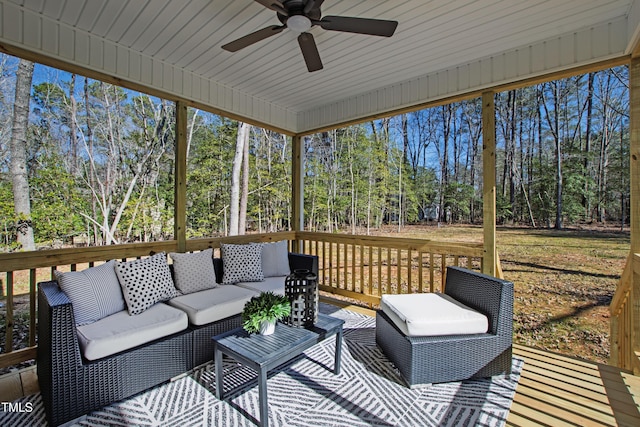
[[253, 0, 287, 15], [298, 32, 323, 72], [222, 25, 285, 52], [319, 16, 398, 37], [304, 0, 325, 14]]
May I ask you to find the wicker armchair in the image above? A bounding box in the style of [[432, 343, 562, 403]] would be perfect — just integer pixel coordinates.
[[375, 266, 513, 387]]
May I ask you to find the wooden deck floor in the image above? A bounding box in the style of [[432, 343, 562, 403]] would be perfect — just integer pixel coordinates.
[[508, 344, 640, 427], [1, 307, 639, 426]]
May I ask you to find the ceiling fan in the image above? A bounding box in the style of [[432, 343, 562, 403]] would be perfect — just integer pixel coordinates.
[[222, 0, 398, 72]]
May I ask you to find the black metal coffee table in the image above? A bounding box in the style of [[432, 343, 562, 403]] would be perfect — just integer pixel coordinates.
[[213, 313, 344, 427]]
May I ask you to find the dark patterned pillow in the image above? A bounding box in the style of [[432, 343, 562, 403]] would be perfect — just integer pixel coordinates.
[[54, 260, 125, 326], [115, 252, 179, 315], [221, 243, 264, 284], [169, 248, 217, 294]]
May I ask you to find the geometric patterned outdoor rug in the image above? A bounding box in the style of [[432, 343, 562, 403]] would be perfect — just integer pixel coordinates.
[[1, 303, 523, 427]]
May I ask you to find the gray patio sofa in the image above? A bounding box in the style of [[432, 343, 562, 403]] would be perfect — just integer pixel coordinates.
[[375, 266, 514, 387], [37, 252, 318, 427]]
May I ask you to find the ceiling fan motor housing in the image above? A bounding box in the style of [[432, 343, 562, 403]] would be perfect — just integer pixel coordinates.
[[277, 0, 322, 24]]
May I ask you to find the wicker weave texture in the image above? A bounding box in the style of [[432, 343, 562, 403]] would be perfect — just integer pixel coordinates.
[[191, 314, 242, 367], [375, 266, 513, 387], [38, 281, 192, 426]]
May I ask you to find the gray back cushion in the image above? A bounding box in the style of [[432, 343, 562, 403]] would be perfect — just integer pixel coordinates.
[[55, 260, 125, 326]]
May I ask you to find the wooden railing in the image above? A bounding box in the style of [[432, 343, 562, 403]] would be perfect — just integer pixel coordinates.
[[0, 232, 295, 369], [296, 231, 485, 306], [0, 230, 485, 368], [610, 252, 640, 374]]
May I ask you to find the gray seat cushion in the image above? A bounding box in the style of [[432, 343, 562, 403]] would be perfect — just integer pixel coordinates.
[[167, 284, 257, 326], [234, 276, 287, 296], [76, 303, 188, 360]]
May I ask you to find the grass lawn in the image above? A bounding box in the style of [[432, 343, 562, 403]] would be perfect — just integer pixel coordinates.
[[373, 224, 628, 364], [1, 224, 628, 367]]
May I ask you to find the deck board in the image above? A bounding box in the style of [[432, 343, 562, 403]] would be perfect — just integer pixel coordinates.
[[509, 344, 640, 427]]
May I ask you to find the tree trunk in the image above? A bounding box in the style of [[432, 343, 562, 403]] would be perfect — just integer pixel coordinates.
[[84, 77, 99, 245], [69, 73, 79, 175], [509, 91, 517, 221], [541, 82, 563, 229], [230, 122, 250, 235], [439, 105, 451, 222], [10, 59, 35, 251], [583, 73, 594, 219], [554, 86, 563, 230], [239, 125, 250, 234]]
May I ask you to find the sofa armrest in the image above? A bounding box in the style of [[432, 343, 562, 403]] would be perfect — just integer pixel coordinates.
[[37, 281, 84, 369], [37, 280, 85, 424], [288, 252, 319, 277]]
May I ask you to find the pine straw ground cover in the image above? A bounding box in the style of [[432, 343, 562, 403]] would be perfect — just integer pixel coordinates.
[[371, 224, 628, 364]]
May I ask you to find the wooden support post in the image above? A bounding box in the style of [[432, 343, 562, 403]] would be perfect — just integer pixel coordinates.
[[174, 101, 187, 253], [292, 135, 304, 252], [631, 57, 640, 372], [482, 91, 497, 277], [631, 58, 640, 254]]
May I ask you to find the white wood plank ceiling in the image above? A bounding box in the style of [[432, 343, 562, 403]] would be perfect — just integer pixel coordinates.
[[0, 0, 637, 134]]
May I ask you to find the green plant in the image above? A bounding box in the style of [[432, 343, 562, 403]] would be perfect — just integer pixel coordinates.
[[241, 291, 291, 334]]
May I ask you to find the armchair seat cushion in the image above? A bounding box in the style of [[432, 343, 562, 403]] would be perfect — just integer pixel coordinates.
[[167, 284, 256, 326], [380, 293, 488, 337], [234, 275, 287, 296], [76, 303, 188, 361]]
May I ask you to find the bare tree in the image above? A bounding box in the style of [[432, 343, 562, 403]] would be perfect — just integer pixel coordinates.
[[541, 81, 563, 229], [239, 125, 250, 233], [75, 87, 173, 244], [230, 122, 250, 235], [9, 59, 35, 250]]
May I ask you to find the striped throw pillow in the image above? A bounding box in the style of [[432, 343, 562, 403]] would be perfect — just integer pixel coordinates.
[[54, 260, 126, 326]]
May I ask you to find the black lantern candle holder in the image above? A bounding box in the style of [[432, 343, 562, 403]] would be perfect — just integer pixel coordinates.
[[284, 269, 318, 327]]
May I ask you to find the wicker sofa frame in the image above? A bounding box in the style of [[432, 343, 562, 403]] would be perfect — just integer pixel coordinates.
[[375, 266, 514, 387], [38, 252, 318, 427]]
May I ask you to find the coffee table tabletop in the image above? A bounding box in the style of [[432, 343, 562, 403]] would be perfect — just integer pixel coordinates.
[[213, 313, 344, 427]]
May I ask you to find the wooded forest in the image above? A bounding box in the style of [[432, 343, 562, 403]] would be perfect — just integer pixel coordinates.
[[0, 52, 630, 250]]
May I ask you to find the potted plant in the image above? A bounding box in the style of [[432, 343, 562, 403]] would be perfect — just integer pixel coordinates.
[[242, 291, 291, 335]]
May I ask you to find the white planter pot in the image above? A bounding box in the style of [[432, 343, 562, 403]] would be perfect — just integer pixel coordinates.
[[259, 320, 276, 335]]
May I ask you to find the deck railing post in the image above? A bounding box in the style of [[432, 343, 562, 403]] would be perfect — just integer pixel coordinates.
[[482, 91, 497, 277], [631, 55, 640, 372], [292, 135, 304, 253], [174, 101, 187, 253]]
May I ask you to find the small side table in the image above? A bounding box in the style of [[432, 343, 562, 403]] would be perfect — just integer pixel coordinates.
[[213, 313, 344, 427]]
